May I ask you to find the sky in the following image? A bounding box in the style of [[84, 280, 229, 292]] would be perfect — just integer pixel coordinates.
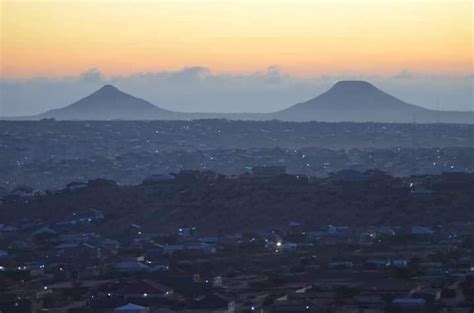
[[0, 0, 472, 115]]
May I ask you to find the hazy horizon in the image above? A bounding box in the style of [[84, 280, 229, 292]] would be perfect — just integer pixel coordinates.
[[1, 0, 472, 116], [0, 67, 473, 117]]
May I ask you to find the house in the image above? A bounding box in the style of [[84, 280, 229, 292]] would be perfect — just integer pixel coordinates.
[[186, 243, 217, 254], [101, 238, 120, 254], [327, 224, 350, 236], [392, 260, 408, 269], [270, 302, 321, 312], [143, 249, 168, 265], [152, 273, 212, 296], [178, 227, 193, 237], [66, 181, 88, 192], [276, 242, 298, 253], [411, 226, 434, 236], [149, 264, 169, 272], [200, 236, 218, 245], [32, 226, 58, 238], [411, 287, 440, 303], [162, 243, 216, 255], [359, 232, 377, 245], [184, 294, 235, 313], [163, 244, 186, 255], [0, 224, 18, 233], [391, 298, 425, 313], [114, 303, 150, 313], [114, 261, 149, 273], [114, 280, 173, 298], [329, 261, 353, 269], [376, 226, 396, 236], [32, 226, 58, 243], [364, 259, 391, 270]]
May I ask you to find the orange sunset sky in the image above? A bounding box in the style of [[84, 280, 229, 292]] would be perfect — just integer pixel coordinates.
[[0, 0, 472, 78]]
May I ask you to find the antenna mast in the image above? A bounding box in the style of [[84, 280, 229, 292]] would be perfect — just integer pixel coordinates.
[[412, 113, 417, 148]]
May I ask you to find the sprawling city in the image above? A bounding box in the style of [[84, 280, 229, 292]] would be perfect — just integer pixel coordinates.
[[1, 118, 473, 312], [1, 0, 473, 312]]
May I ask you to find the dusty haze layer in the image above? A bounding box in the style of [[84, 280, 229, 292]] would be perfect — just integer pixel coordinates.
[[14, 80, 472, 124], [1, 68, 473, 117]]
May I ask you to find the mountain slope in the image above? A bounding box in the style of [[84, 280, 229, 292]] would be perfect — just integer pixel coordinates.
[[272, 81, 474, 123], [37, 85, 181, 120], [25, 81, 474, 123]]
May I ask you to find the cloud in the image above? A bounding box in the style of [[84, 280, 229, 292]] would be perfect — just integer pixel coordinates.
[[0, 67, 473, 116], [79, 68, 105, 82], [392, 69, 415, 79]]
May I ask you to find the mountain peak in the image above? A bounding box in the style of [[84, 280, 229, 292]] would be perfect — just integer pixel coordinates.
[[37, 84, 176, 120], [275, 79, 426, 122], [329, 80, 378, 92], [94, 84, 121, 95]]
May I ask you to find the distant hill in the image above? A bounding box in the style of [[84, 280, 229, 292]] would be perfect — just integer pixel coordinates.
[[24, 81, 474, 123], [272, 81, 474, 123], [2, 171, 474, 233], [36, 85, 182, 120]]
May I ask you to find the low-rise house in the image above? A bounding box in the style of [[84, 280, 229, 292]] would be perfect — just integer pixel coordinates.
[[114, 303, 150, 313], [270, 302, 321, 312], [143, 249, 167, 264], [391, 260, 409, 269], [184, 294, 235, 313], [100, 238, 120, 254], [411, 226, 434, 236], [411, 287, 440, 303], [0, 224, 18, 233], [376, 226, 396, 236], [329, 261, 353, 269], [114, 280, 173, 299], [66, 182, 88, 192], [163, 244, 186, 255], [276, 242, 298, 253], [32, 226, 58, 242], [200, 236, 218, 245], [391, 298, 425, 313], [364, 259, 391, 270], [328, 224, 350, 236], [114, 261, 148, 273]]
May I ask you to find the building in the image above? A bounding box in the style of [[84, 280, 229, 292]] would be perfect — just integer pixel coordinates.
[[184, 294, 235, 313], [114, 303, 150, 313]]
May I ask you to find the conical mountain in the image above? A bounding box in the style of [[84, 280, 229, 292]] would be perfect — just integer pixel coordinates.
[[273, 80, 473, 123], [29, 81, 474, 123], [38, 85, 179, 120]]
